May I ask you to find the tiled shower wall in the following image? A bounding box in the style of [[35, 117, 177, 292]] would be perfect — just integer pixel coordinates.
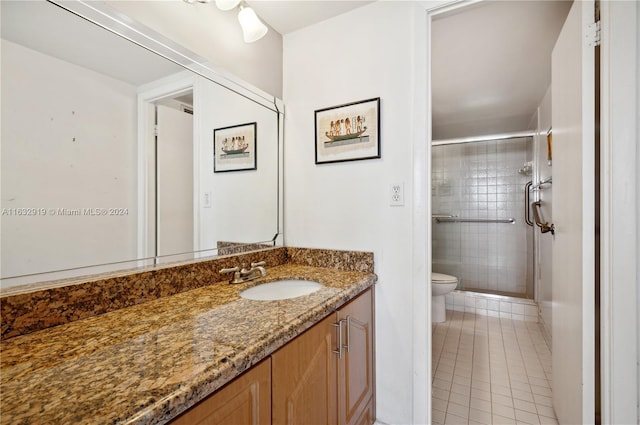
[[432, 137, 534, 298]]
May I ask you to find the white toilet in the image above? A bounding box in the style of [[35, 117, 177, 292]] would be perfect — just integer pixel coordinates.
[[432, 273, 458, 323]]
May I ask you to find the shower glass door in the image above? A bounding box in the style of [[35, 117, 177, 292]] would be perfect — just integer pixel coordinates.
[[431, 137, 534, 299]]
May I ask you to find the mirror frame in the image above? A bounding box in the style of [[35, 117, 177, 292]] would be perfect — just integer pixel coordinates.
[[0, 0, 284, 289]]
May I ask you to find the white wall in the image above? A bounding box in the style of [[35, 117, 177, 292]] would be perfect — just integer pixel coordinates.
[[106, 0, 283, 98], [1, 40, 137, 282], [283, 2, 418, 423]]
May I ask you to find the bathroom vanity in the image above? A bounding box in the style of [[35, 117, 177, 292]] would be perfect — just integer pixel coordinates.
[[0, 247, 376, 425], [172, 287, 374, 425]]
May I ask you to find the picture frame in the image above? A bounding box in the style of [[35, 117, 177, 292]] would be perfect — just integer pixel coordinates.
[[314, 97, 380, 164], [213, 122, 257, 172]]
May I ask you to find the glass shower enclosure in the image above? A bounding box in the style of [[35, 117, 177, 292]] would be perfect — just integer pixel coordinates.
[[431, 136, 534, 299]]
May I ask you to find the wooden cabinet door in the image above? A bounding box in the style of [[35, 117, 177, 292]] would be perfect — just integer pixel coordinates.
[[271, 314, 339, 425], [337, 288, 374, 425], [170, 358, 271, 425]]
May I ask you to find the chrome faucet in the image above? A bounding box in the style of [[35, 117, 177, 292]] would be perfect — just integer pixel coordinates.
[[220, 261, 267, 284]]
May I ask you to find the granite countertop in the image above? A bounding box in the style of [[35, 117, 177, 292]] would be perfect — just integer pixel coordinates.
[[0, 263, 375, 425]]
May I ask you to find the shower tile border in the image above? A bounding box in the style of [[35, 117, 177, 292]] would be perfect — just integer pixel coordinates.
[[445, 290, 538, 323]]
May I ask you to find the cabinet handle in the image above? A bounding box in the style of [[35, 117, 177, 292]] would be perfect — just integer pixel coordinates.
[[332, 320, 345, 359], [344, 316, 351, 353]]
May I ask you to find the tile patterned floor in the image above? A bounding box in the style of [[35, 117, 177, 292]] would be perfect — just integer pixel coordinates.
[[432, 311, 558, 425]]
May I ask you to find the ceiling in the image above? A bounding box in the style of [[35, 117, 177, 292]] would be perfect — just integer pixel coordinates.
[[248, 0, 375, 34], [431, 1, 572, 139], [1, 1, 181, 86], [248, 0, 571, 139]]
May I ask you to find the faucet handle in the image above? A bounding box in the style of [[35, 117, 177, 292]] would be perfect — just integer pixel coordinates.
[[251, 261, 266, 268], [220, 266, 239, 274]]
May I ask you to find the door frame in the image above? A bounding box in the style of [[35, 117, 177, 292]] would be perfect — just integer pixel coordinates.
[[416, 1, 639, 424], [599, 2, 639, 423]]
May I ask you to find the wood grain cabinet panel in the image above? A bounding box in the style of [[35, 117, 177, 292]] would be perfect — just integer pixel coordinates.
[[271, 314, 339, 425], [337, 288, 374, 425], [170, 358, 271, 425], [271, 287, 375, 425]]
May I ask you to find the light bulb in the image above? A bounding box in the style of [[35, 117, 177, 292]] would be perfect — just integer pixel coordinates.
[[215, 0, 240, 11], [237, 5, 268, 43]]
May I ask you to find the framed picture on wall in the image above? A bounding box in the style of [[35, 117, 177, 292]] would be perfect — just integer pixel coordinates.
[[314, 97, 380, 164], [213, 122, 257, 172]]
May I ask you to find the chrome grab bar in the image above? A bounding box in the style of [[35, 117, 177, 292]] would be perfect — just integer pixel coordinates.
[[525, 181, 533, 226], [435, 217, 515, 224], [531, 201, 555, 235], [530, 176, 553, 190], [432, 214, 454, 219]]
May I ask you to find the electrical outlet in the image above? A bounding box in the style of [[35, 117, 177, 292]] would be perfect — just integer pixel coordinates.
[[390, 183, 404, 206], [203, 191, 212, 208]]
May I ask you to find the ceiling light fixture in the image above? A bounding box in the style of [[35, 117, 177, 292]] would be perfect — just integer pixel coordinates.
[[236, 4, 268, 43], [215, 0, 240, 11], [184, 0, 268, 43]]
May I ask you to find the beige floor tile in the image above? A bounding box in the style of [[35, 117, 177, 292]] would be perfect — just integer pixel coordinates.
[[472, 395, 492, 410], [492, 414, 517, 424], [471, 388, 492, 402], [452, 382, 472, 396], [492, 403, 515, 419], [492, 393, 514, 407], [514, 409, 540, 424], [432, 396, 448, 412], [432, 312, 558, 425], [511, 389, 534, 403], [453, 374, 472, 387], [491, 384, 512, 397], [449, 391, 471, 407], [535, 405, 555, 419], [435, 377, 453, 389], [447, 401, 470, 419], [469, 407, 492, 424], [533, 393, 553, 408], [538, 415, 559, 425], [530, 384, 552, 397], [445, 412, 468, 424], [510, 380, 531, 392], [433, 387, 450, 401], [432, 408, 446, 425], [513, 399, 537, 414]]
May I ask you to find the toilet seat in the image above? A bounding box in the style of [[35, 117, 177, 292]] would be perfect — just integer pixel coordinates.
[[432, 272, 458, 284]]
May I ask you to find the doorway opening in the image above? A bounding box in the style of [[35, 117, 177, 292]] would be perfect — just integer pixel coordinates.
[[137, 77, 198, 264], [428, 1, 573, 423]]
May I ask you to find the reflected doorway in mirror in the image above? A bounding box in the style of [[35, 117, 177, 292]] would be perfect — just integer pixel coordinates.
[[213, 122, 257, 172]]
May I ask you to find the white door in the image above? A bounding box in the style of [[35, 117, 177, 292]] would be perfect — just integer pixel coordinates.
[[157, 104, 194, 257], [551, 1, 596, 423]]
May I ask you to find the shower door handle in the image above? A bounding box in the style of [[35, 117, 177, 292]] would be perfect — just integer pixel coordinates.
[[532, 201, 555, 235], [524, 181, 533, 226]]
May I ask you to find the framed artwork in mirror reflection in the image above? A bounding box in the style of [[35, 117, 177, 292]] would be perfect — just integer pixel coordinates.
[[314, 97, 380, 164], [213, 122, 257, 172]]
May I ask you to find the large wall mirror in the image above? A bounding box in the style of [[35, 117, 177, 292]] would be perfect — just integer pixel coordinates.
[[1, 0, 283, 289]]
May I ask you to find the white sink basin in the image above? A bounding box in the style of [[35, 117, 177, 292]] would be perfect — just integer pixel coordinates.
[[240, 279, 322, 301]]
